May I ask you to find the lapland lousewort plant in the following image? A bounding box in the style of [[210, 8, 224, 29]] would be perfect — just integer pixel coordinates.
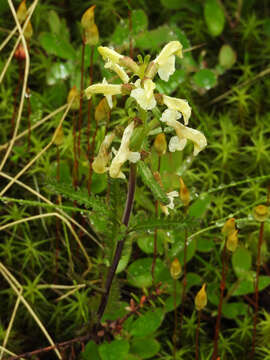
[[85, 41, 207, 181]]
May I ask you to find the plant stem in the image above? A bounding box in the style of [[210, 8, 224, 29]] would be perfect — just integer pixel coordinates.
[[78, 37, 85, 159], [87, 46, 94, 195], [152, 156, 161, 284], [128, 0, 133, 58], [195, 310, 201, 360], [72, 111, 78, 188], [96, 164, 137, 322], [251, 220, 264, 358], [179, 206, 189, 334], [173, 278, 177, 360], [179, 227, 188, 334], [212, 246, 227, 360]]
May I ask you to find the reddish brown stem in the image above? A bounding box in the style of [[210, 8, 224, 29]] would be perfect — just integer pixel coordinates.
[[212, 247, 227, 360], [173, 278, 178, 359], [151, 156, 161, 284], [179, 226, 188, 334], [196, 310, 201, 360], [78, 37, 85, 159], [11, 61, 24, 135], [128, 0, 133, 58], [87, 46, 94, 195], [251, 221, 264, 358], [96, 164, 137, 322]]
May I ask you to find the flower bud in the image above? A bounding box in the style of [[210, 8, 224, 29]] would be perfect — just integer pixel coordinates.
[[154, 133, 167, 156], [53, 125, 64, 146], [195, 283, 207, 311], [17, 0, 27, 23], [170, 258, 182, 280], [179, 177, 190, 207], [67, 86, 80, 111], [226, 230, 238, 252], [81, 5, 96, 28], [221, 218, 236, 236], [253, 205, 269, 222], [24, 21, 33, 40], [95, 97, 111, 124], [81, 6, 99, 45]]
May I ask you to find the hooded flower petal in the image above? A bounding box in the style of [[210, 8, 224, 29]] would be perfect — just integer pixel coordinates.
[[85, 78, 122, 108], [98, 46, 123, 64], [130, 79, 156, 110], [92, 133, 115, 174], [104, 61, 129, 83], [161, 109, 207, 156], [109, 122, 140, 179], [163, 95, 191, 125], [154, 41, 183, 81]]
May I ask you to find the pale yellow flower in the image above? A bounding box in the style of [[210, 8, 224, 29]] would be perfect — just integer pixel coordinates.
[[163, 95, 191, 125], [104, 61, 129, 84], [98, 46, 123, 64], [130, 79, 156, 110], [154, 41, 183, 81], [161, 109, 207, 156], [85, 78, 122, 108], [109, 122, 140, 179]]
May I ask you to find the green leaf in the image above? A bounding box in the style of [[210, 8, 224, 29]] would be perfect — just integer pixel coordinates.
[[47, 182, 110, 214], [132, 10, 148, 34], [82, 341, 101, 360], [218, 45, 237, 69], [116, 237, 133, 274], [168, 234, 196, 263], [135, 25, 176, 50], [39, 32, 76, 60], [127, 258, 168, 288], [137, 231, 164, 255], [99, 340, 129, 360], [138, 162, 169, 204], [130, 337, 160, 359], [263, 18, 270, 36], [156, 69, 186, 95], [130, 308, 164, 336], [161, 0, 183, 9], [132, 216, 191, 232], [186, 272, 202, 289], [193, 69, 217, 89], [197, 238, 215, 252], [204, 0, 226, 36], [188, 194, 211, 219], [111, 20, 129, 45], [47, 10, 61, 34], [232, 247, 252, 278], [222, 302, 249, 319], [230, 275, 270, 296]]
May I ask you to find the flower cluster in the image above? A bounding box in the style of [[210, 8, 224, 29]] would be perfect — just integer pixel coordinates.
[[85, 41, 207, 180]]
